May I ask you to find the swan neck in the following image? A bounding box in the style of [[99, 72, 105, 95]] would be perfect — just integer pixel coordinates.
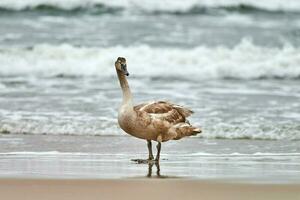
[[117, 70, 133, 105]]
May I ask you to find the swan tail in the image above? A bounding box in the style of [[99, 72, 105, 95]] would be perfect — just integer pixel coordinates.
[[169, 123, 202, 140]]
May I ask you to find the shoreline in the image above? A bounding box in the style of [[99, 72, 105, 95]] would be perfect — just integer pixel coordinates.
[[0, 178, 299, 200]]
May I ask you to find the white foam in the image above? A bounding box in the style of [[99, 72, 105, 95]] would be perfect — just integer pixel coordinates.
[[0, 39, 299, 80], [0, 151, 61, 155], [1, 119, 300, 140], [0, 119, 120, 136], [190, 152, 300, 157], [0, 151, 118, 156], [0, 0, 300, 12], [199, 121, 300, 140]]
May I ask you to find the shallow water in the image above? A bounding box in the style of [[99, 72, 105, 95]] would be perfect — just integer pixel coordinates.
[[0, 135, 299, 183]]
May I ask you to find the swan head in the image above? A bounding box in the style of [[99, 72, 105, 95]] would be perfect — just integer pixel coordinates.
[[115, 57, 129, 76]]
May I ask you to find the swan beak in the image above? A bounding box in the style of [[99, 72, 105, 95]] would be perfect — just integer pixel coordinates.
[[121, 64, 129, 76]]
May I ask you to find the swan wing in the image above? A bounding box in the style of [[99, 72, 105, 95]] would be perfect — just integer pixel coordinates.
[[134, 101, 193, 124]]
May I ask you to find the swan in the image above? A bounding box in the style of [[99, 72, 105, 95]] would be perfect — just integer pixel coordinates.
[[115, 57, 201, 163]]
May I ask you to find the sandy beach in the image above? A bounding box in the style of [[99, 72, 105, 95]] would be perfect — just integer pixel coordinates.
[[1, 178, 299, 200]]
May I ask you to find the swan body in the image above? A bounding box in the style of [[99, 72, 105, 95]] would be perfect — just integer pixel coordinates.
[[115, 57, 201, 162], [118, 101, 200, 142]]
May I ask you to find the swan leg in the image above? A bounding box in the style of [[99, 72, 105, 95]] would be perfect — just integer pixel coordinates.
[[131, 140, 155, 164], [155, 142, 161, 161], [147, 140, 154, 160]]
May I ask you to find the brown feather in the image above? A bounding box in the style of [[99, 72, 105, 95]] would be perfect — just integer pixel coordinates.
[[134, 101, 193, 120], [132, 101, 201, 141]]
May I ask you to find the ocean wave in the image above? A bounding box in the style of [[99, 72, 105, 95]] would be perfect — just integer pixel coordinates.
[[1, 121, 300, 140], [0, 39, 299, 80], [0, 0, 300, 15], [0, 3, 122, 15], [200, 123, 300, 140], [0, 116, 120, 136]]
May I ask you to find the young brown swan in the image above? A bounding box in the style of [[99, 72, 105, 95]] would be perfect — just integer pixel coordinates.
[[115, 57, 201, 163]]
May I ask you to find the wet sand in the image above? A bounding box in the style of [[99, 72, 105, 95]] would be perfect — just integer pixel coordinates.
[[0, 178, 299, 200]]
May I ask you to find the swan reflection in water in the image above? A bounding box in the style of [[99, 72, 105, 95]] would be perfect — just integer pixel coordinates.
[[147, 162, 161, 178], [145, 162, 179, 178]]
